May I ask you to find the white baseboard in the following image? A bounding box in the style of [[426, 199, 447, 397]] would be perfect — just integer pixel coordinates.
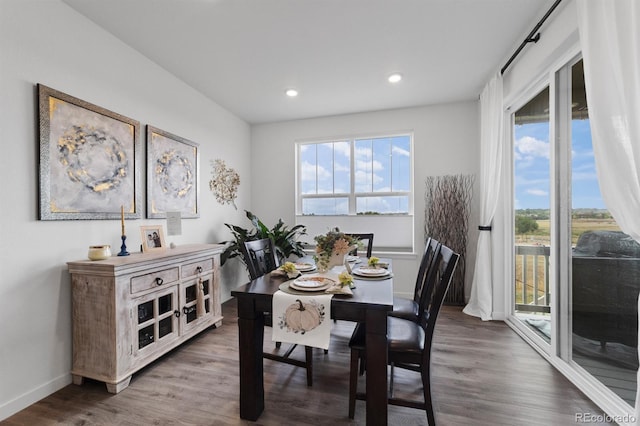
[[0, 373, 72, 421]]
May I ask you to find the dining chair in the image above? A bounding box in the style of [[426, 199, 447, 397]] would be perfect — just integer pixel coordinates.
[[345, 233, 374, 258], [242, 238, 315, 386], [389, 237, 441, 321], [348, 244, 459, 424]]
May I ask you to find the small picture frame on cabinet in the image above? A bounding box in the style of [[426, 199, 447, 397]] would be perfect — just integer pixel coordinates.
[[140, 225, 166, 253]]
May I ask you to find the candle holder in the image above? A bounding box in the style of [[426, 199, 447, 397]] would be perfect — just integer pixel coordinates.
[[117, 235, 130, 256]]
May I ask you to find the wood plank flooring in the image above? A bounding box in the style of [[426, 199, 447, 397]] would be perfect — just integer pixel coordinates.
[[3, 300, 611, 425]]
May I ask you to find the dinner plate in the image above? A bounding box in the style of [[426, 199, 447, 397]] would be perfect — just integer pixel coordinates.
[[292, 275, 336, 288], [294, 262, 316, 272], [353, 267, 389, 277], [289, 282, 332, 292]]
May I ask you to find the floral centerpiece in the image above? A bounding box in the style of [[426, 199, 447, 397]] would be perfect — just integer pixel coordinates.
[[313, 228, 359, 273]]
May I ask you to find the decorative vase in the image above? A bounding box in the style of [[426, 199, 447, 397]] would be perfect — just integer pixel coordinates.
[[317, 252, 346, 274]]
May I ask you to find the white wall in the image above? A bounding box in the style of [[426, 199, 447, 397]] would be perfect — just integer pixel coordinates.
[[250, 103, 480, 302], [0, 0, 252, 419]]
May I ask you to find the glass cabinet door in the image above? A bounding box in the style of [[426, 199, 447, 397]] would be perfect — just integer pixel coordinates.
[[180, 275, 213, 333], [134, 286, 179, 354]]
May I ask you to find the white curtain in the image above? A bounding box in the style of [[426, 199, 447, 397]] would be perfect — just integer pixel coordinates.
[[576, 0, 640, 422], [463, 72, 503, 321]]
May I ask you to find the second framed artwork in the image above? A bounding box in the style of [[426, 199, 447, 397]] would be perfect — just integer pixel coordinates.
[[140, 225, 166, 252], [146, 125, 200, 218]]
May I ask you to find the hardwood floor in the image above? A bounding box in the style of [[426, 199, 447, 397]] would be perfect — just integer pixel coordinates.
[[4, 300, 611, 425]]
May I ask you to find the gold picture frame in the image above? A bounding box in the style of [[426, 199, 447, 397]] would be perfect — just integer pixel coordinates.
[[140, 225, 166, 253]]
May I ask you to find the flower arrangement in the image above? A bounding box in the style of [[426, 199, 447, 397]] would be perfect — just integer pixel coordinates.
[[280, 261, 297, 274], [368, 256, 380, 267], [313, 228, 359, 272], [338, 271, 354, 288]]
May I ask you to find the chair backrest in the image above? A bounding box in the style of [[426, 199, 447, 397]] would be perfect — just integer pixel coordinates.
[[418, 244, 459, 357], [413, 237, 441, 304], [345, 233, 374, 258], [243, 238, 280, 280]]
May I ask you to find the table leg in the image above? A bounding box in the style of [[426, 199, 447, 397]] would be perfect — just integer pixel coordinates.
[[236, 297, 265, 421], [365, 309, 388, 425]]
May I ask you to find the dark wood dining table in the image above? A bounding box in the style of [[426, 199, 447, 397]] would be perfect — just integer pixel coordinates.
[[231, 265, 393, 425]]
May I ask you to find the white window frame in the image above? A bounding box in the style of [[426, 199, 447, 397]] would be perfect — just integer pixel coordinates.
[[295, 132, 415, 253]]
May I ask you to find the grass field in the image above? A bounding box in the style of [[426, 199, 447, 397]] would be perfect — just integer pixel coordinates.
[[514, 218, 621, 306]]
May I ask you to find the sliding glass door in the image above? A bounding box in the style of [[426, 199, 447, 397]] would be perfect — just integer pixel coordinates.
[[511, 58, 638, 409], [568, 60, 638, 406], [513, 86, 552, 346]]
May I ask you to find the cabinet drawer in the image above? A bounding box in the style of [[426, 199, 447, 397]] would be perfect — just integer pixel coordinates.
[[182, 258, 214, 278], [130, 267, 179, 294]]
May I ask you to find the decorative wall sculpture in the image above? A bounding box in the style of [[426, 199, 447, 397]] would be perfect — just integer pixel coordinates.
[[209, 159, 240, 209]]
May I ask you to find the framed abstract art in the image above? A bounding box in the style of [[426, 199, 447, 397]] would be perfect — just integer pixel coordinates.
[[38, 84, 142, 220], [146, 125, 200, 218]]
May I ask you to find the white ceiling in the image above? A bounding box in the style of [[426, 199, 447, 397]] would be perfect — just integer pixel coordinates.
[[63, 0, 556, 124]]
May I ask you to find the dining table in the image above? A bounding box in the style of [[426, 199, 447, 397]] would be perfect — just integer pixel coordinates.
[[231, 259, 394, 425]]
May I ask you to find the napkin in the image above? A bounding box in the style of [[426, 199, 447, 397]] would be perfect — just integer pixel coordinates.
[[272, 290, 333, 350], [324, 283, 353, 295], [271, 268, 301, 279]]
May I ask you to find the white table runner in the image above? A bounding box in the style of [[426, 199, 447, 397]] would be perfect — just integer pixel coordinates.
[[271, 289, 333, 350]]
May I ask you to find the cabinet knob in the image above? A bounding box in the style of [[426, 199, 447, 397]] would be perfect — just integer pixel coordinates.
[[196, 266, 203, 274], [155, 277, 164, 286], [174, 310, 180, 318]]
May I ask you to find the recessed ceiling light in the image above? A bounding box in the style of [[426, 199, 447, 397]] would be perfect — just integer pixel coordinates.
[[285, 88, 299, 97], [388, 73, 402, 83]]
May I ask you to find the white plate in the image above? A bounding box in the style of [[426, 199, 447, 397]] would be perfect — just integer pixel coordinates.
[[346, 255, 361, 263], [294, 262, 316, 272], [292, 275, 336, 288], [289, 281, 332, 292], [353, 267, 389, 277]]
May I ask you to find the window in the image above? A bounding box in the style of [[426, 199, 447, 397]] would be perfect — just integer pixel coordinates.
[[297, 134, 412, 216], [296, 133, 414, 252]]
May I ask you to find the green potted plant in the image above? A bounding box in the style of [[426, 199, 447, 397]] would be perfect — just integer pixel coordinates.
[[220, 210, 307, 267]]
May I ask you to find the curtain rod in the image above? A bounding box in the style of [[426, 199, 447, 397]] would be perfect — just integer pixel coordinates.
[[500, 0, 563, 75]]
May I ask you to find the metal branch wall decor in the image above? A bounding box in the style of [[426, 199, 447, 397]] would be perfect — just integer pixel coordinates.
[[424, 174, 474, 305], [209, 159, 240, 209]]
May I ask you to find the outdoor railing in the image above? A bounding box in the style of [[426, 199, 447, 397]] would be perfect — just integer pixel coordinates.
[[515, 245, 551, 314]]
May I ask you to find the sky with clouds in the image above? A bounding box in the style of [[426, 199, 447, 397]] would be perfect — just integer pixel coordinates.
[[299, 136, 411, 215], [514, 118, 604, 210]]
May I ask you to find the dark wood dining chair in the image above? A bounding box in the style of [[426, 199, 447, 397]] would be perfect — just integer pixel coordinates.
[[345, 233, 374, 258], [242, 238, 314, 386], [389, 237, 441, 321], [348, 244, 459, 424]]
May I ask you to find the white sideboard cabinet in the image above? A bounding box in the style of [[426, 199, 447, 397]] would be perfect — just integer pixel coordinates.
[[67, 244, 224, 393]]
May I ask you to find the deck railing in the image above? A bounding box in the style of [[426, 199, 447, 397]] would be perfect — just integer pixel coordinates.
[[515, 245, 551, 314]]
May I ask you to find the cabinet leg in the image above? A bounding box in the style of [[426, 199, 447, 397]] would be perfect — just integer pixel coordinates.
[[72, 374, 84, 386], [105, 376, 132, 394]]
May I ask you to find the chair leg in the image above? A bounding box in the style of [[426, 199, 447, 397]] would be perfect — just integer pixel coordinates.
[[275, 341, 282, 349], [305, 346, 313, 387], [389, 363, 394, 398], [348, 349, 360, 419], [422, 362, 435, 425]]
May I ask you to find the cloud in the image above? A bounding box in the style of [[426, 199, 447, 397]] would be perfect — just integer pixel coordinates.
[[392, 146, 410, 157], [527, 189, 548, 196], [300, 160, 330, 182], [515, 136, 549, 161]]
